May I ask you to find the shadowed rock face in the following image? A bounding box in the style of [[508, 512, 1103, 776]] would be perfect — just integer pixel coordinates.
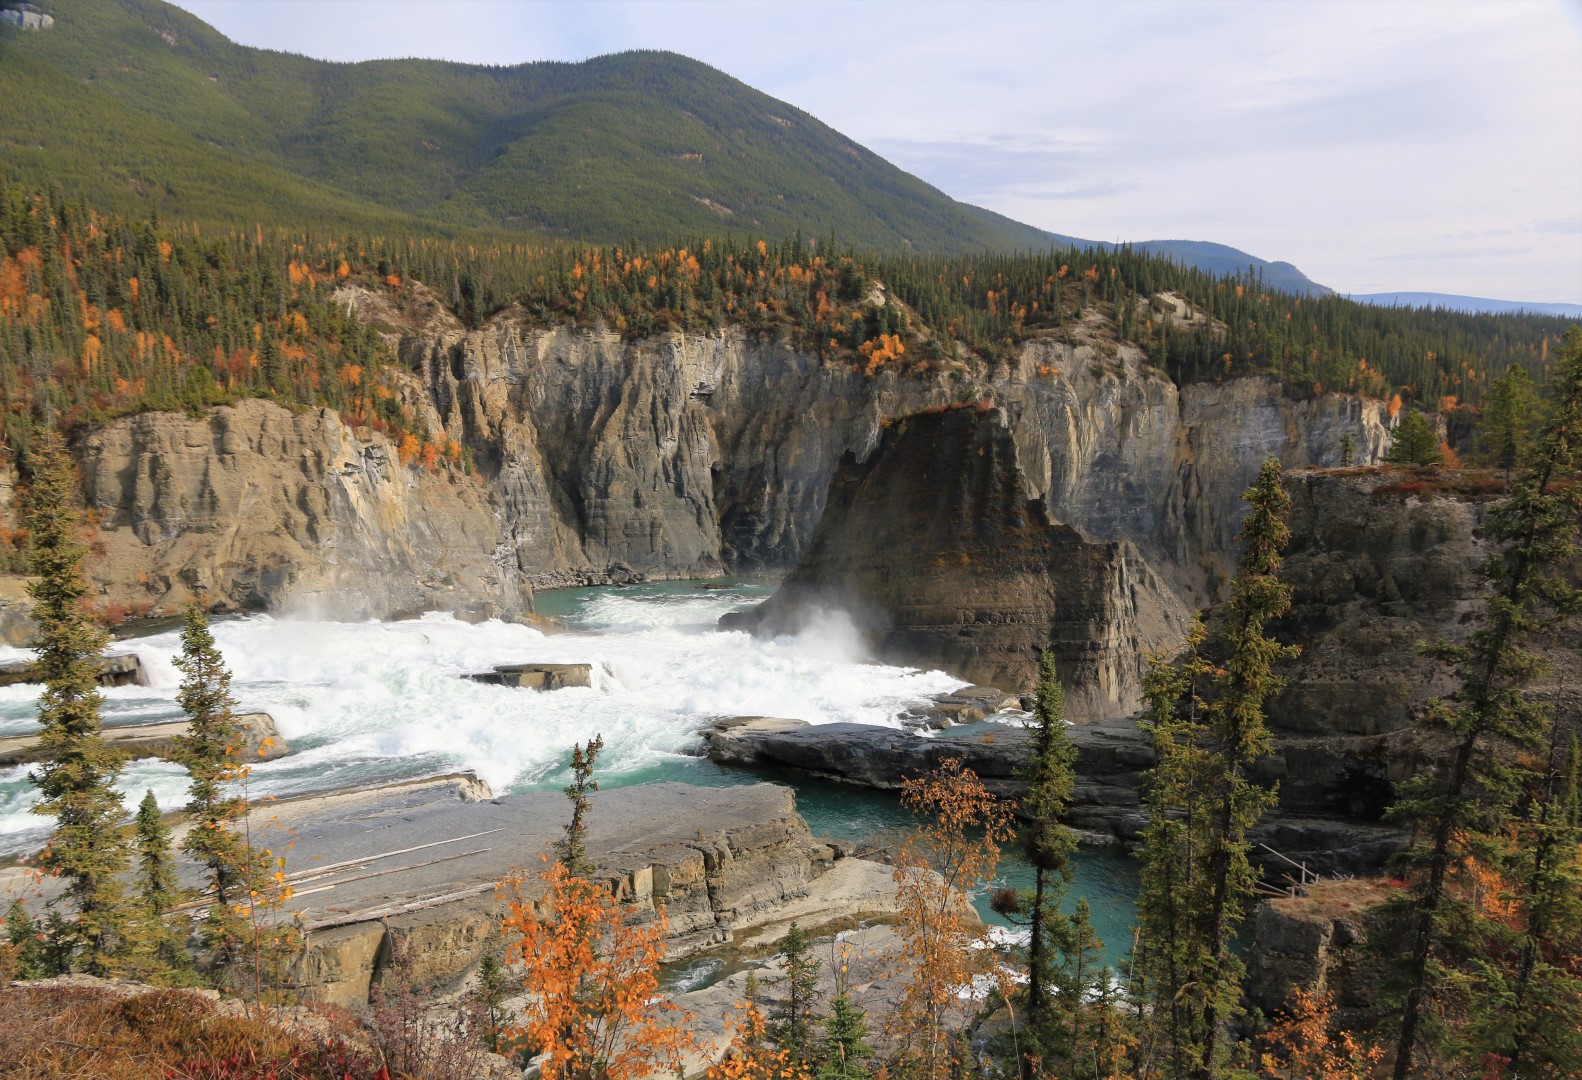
[[722, 405, 1190, 711]]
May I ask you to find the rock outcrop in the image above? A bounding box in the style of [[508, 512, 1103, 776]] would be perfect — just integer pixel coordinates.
[[258, 778, 857, 1006], [0, 711, 284, 768], [700, 715, 1400, 873], [1246, 878, 1394, 1023], [464, 661, 593, 690], [0, 6, 54, 30], [73, 399, 530, 621], [720, 405, 1191, 709], [0, 652, 147, 688]]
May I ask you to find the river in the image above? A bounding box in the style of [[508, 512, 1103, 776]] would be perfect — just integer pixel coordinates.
[[0, 580, 1138, 964]]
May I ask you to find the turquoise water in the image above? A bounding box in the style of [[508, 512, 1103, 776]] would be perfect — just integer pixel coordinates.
[[534, 581, 1139, 966]]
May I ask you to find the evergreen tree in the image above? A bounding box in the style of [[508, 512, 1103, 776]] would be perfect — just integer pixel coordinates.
[[1131, 457, 1297, 1079], [1384, 327, 1582, 1079], [130, 787, 188, 981], [768, 921, 822, 1067], [4, 899, 53, 979], [133, 789, 177, 915], [1131, 615, 1217, 1079], [1051, 899, 1116, 1078], [1480, 363, 1541, 487], [1014, 650, 1081, 1075], [1385, 410, 1442, 466], [555, 735, 604, 877], [25, 427, 132, 974], [1462, 736, 1582, 1078], [818, 993, 873, 1080], [173, 604, 252, 956], [1194, 457, 1298, 1073]]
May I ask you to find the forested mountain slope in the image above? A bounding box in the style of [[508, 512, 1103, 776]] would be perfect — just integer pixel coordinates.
[[0, 0, 1052, 251]]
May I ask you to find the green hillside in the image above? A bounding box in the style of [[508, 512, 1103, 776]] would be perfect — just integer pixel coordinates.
[[0, 0, 1054, 251]]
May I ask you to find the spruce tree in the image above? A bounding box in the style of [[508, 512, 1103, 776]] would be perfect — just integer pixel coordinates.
[[1195, 456, 1299, 1072], [1480, 364, 1540, 486], [133, 789, 177, 915], [4, 899, 52, 979], [1385, 410, 1442, 466], [1131, 457, 1297, 1079], [25, 427, 132, 974], [555, 735, 604, 877], [130, 787, 188, 981], [769, 921, 822, 1067], [1386, 326, 1582, 1079], [1015, 650, 1081, 1075], [174, 604, 252, 955], [818, 992, 873, 1080], [1465, 736, 1582, 1077]]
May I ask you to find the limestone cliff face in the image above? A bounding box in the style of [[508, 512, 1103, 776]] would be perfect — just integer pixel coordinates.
[[73, 399, 528, 620], [30, 283, 1390, 626], [720, 406, 1192, 713], [363, 285, 1389, 601]]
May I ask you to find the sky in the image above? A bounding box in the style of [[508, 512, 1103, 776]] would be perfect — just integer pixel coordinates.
[[173, 0, 1582, 304]]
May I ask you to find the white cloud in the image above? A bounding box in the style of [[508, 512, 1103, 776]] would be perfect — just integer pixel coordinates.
[[175, 0, 1582, 302]]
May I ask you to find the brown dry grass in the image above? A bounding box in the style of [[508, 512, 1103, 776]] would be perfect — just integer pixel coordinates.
[[0, 983, 383, 1079]]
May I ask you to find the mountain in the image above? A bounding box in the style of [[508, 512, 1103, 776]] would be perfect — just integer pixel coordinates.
[[0, 0, 1053, 252], [1347, 292, 1582, 318], [1048, 235, 1331, 295]]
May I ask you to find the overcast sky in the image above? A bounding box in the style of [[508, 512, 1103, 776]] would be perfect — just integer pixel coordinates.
[[174, 0, 1582, 303]]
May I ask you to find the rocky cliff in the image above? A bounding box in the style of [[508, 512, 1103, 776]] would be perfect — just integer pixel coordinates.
[[72, 399, 529, 620], [719, 405, 1191, 711], [0, 285, 1388, 625], [354, 286, 1388, 602]]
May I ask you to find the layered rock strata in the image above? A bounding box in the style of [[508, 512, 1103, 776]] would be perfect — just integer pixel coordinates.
[[72, 399, 530, 620], [5, 283, 1388, 624], [1246, 878, 1394, 1024], [720, 405, 1191, 709], [0, 652, 146, 688], [700, 716, 1399, 874], [258, 778, 860, 1007], [361, 286, 1387, 603]]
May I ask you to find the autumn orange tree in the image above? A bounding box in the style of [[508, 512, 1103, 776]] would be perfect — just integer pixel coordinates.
[[500, 737, 692, 1080], [1257, 988, 1383, 1080], [707, 995, 811, 1080], [888, 757, 1015, 1080]]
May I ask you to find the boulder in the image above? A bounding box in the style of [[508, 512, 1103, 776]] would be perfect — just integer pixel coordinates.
[[0, 652, 147, 688], [464, 662, 593, 690]]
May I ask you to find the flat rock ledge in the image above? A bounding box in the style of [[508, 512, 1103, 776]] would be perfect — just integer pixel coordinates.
[[258, 778, 866, 1008], [0, 712, 284, 768], [700, 717, 1404, 876], [0, 652, 147, 688], [464, 662, 592, 690]]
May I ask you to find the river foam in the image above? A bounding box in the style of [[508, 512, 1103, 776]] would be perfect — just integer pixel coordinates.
[[0, 582, 965, 856]]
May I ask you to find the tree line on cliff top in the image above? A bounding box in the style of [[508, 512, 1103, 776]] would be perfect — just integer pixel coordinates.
[[2, 179, 1572, 468]]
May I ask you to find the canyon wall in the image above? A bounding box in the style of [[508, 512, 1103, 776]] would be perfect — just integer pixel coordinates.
[[384, 290, 1390, 601], [720, 405, 1191, 714], [5, 286, 1388, 641], [73, 399, 529, 620]]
